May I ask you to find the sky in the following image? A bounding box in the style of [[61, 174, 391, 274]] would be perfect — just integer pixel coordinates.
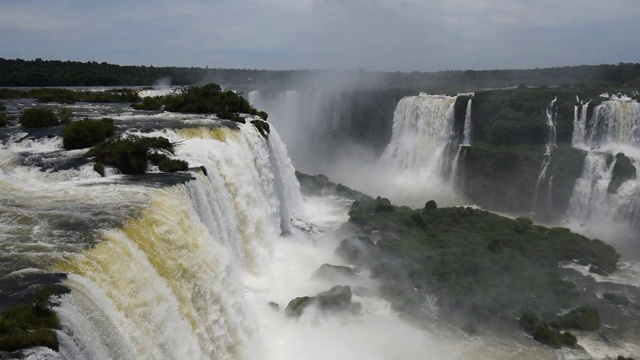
[[0, 0, 638, 72]]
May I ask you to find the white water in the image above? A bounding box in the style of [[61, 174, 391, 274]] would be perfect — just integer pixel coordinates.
[[2, 95, 639, 359], [532, 98, 557, 213], [377, 94, 458, 206], [567, 97, 640, 232], [462, 99, 473, 146], [574, 98, 640, 148]]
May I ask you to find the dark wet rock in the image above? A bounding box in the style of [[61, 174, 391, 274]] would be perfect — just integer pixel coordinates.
[[312, 264, 357, 280], [285, 285, 361, 317]]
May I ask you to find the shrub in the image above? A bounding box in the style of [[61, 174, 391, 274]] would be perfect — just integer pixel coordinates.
[[19, 108, 59, 128], [559, 306, 601, 331], [0, 102, 6, 110], [148, 153, 188, 172], [86, 135, 185, 175], [0, 113, 7, 127], [62, 118, 117, 149], [86, 136, 152, 174]]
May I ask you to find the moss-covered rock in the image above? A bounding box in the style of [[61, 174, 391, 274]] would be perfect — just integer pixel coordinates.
[[312, 264, 357, 280], [251, 119, 270, 138], [603, 292, 630, 306], [335, 236, 378, 266], [559, 305, 601, 331], [285, 286, 360, 317], [0, 287, 61, 352], [608, 153, 637, 194]]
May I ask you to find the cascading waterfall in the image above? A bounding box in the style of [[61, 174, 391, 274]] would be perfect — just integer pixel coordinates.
[[381, 94, 457, 181], [462, 99, 473, 146], [567, 96, 640, 228], [572, 98, 590, 148], [451, 99, 472, 187], [0, 119, 303, 359], [532, 97, 557, 213], [574, 97, 640, 148], [566, 153, 640, 229]]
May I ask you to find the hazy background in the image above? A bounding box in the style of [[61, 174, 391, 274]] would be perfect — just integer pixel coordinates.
[[1, 0, 638, 71]]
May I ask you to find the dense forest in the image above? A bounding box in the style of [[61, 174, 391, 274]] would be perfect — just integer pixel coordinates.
[[1, 58, 640, 92]]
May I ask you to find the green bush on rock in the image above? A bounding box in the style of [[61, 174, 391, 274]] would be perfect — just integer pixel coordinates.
[[0, 287, 61, 352], [19, 108, 59, 128], [62, 118, 117, 149], [559, 306, 601, 331], [86, 135, 187, 175]]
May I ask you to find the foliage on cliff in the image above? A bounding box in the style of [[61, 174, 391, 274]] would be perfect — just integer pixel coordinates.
[[342, 196, 619, 334]]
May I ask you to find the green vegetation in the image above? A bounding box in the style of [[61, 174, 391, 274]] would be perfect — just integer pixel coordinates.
[[608, 153, 637, 194], [0, 113, 7, 127], [19, 107, 59, 128], [148, 153, 189, 172], [0, 87, 140, 104], [559, 305, 601, 331], [131, 96, 163, 110], [251, 119, 270, 137], [519, 310, 577, 348], [0, 287, 60, 352], [0, 101, 5, 110], [162, 83, 256, 118], [339, 194, 619, 341], [86, 136, 186, 175], [62, 118, 117, 150], [1, 58, 639, 92]]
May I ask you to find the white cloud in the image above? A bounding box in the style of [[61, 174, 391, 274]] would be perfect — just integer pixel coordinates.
[[0, 0, 638, 70]]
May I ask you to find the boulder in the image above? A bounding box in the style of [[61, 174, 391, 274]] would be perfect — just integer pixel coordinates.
[[285, 285, 361, 317], [312, 264, 357, 280]]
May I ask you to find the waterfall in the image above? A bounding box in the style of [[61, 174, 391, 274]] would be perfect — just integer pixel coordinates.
[[462, 99, 472, 146], [0, 120, 305, 359], [381, 94, 457, 180], [532, 98, 557, 213], [575, 98, 640, 148], [566, 152, 640, 228], [451, 99, 473, 186], [567, 96, 640, 229], [572, 100, 590, 148]]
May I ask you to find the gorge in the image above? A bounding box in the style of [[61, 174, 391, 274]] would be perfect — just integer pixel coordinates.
[[0, 79, 639, 359]]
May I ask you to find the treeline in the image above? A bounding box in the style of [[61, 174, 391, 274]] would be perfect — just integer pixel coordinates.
[[1, 58, 639, 91]]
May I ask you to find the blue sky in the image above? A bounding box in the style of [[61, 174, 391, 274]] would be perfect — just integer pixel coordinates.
[[1, 0, 638, 71]]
